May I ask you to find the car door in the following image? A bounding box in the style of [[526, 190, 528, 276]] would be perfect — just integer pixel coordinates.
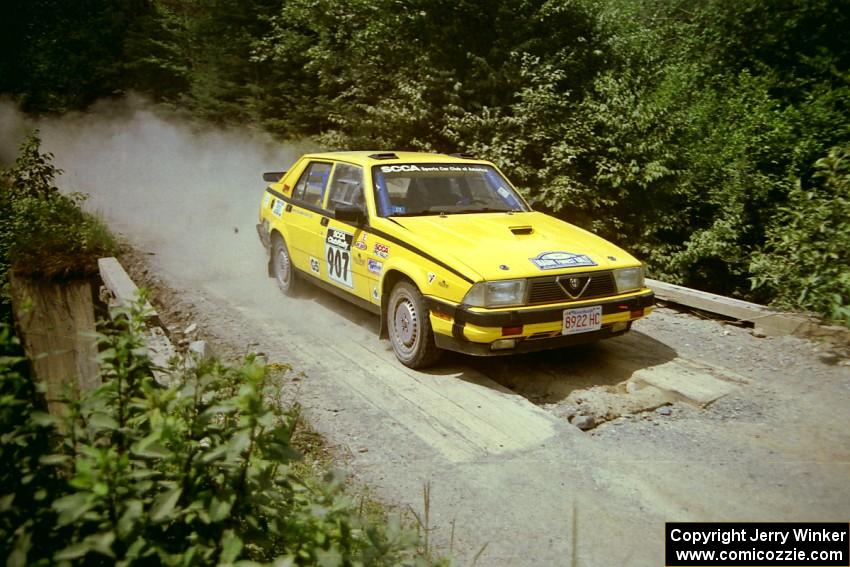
[[286, 161, 333, 276], [321, 162, 375, 302]]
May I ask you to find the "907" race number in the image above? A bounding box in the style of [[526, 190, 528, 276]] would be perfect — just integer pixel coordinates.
[[325, 228, 354, 288]]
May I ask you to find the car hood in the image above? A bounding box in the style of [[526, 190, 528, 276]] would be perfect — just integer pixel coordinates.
[[391, 212, 639, 281]]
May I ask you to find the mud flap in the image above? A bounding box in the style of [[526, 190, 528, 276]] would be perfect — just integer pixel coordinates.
[[256, 222, 271, 250], [379, 293, 389, 339], [257, 222, 275, 278]]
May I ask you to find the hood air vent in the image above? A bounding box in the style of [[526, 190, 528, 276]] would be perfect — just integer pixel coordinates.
[[509, 226, 534, 236]]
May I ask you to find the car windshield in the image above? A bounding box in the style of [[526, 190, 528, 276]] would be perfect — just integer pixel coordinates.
[[372, 163, 529, 217]]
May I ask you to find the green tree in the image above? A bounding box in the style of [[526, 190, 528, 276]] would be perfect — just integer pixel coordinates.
[[752, 146, 850, 324], [0, 0, 150, 112]]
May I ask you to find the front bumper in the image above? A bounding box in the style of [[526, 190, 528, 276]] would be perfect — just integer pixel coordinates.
[[434, 324, 631, 355], [426, 290, 654, 356]]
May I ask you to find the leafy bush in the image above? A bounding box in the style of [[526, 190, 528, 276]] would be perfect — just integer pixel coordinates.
[[0, 131, 117, 283], [0, 300, 434, 565], [0, 324, 64, 566], [751, 146, 850, 324]]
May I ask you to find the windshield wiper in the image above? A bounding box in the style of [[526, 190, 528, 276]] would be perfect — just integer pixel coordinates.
[[451, 207, 515, 214], [388, 210, 443, 217]]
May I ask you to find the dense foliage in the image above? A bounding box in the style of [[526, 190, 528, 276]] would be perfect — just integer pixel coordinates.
[[0, 132, 117, 323], [1, 0, 848, 322], [0, 301, 432, 565], [752, 147, 850, 323]]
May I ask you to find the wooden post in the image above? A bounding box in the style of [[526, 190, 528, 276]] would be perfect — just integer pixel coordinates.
[[9, 274, 99, 416]]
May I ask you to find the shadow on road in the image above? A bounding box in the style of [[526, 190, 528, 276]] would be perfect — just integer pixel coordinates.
[[431, 331, 678, 404]]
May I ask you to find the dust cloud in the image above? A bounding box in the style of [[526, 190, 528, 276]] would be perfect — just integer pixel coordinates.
[[0, 96, 314, 287]]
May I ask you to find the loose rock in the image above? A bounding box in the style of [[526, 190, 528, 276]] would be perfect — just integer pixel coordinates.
[[189, 340, 211, 361], [570, 415, 597, 431]]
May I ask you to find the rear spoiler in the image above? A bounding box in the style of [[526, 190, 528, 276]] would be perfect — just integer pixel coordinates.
[[263, 171, 286, 182]]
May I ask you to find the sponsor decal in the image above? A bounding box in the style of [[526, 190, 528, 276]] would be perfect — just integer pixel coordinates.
[[368, 259, 383, 276], [327, 229, 351, 249], [530, 251, 597, 270], [309, 256, 320, 274], [263, 193, 271, 207], [371, 286, 380, 301], [325, 229, 354, 288], [391, 205, 407, 215], [271, 198, 285, 217], [380, 164, 490, 174], [380, 164, 422, 173], [373, 242, 390, 259], [354, 232, 368, 250], [427, 272, 436, 284]]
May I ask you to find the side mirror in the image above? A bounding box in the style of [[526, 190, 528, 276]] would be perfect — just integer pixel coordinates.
[[263, 171, 287, 182], [334, 204, 366, 226]]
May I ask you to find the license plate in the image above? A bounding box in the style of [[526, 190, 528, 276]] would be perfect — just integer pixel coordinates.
[[562, 306, 602, 335]]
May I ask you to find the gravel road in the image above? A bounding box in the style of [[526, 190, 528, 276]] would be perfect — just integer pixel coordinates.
[[19, 104, 849, 566]]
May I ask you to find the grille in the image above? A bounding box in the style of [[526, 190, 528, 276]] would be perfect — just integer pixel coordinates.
[[527, 271, 616, 304]]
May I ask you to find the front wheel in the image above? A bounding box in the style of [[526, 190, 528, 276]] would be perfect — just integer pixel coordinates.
[[387, 281, 442, 368], [271, 236, 298, 296]]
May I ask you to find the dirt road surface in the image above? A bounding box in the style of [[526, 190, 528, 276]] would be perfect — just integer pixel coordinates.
[[24, 107, 850, 566]]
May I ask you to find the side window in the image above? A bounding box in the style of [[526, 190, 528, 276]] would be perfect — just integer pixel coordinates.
[[291, 162, 332, 208], [326, 163, 365, 211]]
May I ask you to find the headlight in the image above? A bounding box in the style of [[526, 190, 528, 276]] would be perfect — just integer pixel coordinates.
[[613, 266, 645, 293], [463, 279, 527, 307]]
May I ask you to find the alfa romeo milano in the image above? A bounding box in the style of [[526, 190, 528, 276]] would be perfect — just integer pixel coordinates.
[[257, 151, 654, 368]]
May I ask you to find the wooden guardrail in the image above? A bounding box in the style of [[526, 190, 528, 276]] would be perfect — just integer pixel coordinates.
[[98, 257, 161, 324], [98, 257, 212, 380], [98, 257, 176, 379], [646, 278, 849, 341]]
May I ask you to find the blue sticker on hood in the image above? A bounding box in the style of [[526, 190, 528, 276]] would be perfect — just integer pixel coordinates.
[[530, 251, 597, 270]]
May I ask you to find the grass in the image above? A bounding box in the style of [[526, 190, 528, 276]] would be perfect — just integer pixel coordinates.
[[4, 192, 117, 280]]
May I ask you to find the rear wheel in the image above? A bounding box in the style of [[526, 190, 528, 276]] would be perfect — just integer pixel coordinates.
[[271, 235, 298, 296], [387, 281, 442, 368]]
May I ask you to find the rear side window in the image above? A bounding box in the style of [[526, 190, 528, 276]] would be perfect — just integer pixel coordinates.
[[292, 162, 332, 208], [326, 163, 365, 211]]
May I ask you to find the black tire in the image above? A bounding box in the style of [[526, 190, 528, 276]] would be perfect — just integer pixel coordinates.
[[387, 281, 443, 368], [271, 235, 298, 296]]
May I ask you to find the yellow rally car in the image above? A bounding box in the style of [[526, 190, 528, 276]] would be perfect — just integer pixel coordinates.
[[257, 151, 654, 368]]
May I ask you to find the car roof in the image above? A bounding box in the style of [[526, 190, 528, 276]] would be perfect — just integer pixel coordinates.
[[299, 151, 489, 166]]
